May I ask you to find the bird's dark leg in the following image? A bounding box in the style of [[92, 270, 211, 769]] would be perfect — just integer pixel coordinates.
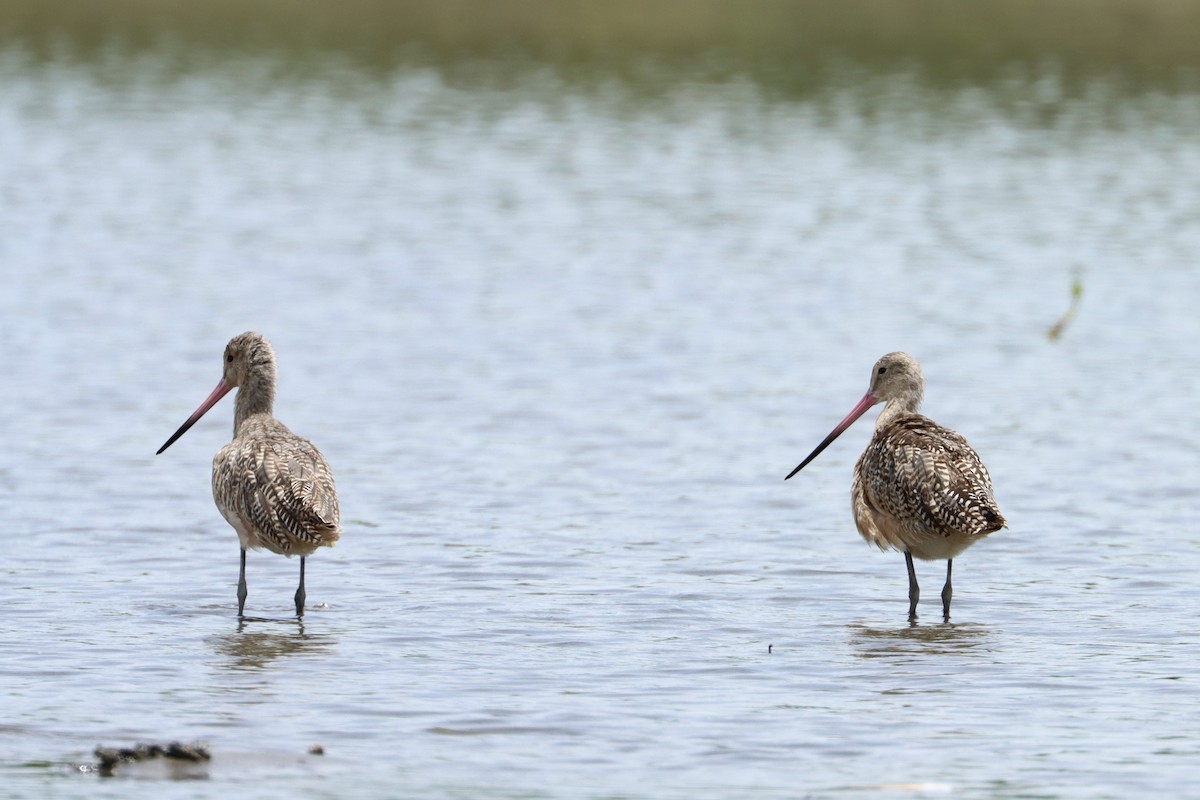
[[295, 557, 306, 618], [237, 548, 248, 617], [905, 551, 919, 620], [941, 559, 953, 621]]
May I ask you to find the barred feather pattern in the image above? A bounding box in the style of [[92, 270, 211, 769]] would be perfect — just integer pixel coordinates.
[[852, 412, 1005, 561], [213, 414, 341, 557]]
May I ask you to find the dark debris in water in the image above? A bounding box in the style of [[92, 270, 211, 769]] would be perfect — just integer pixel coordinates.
[[93, 742, 211, 776]]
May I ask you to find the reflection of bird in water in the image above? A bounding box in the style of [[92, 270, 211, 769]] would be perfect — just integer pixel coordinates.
[[212, 627, 334, 671], [848, 622, 991, 660], [157, 332, 341, 618], [786, 353, 1005, 620]]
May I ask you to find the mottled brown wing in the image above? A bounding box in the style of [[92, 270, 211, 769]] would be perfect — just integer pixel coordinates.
[[863, 414, 1005, 538], [214, 434, 340, 554]]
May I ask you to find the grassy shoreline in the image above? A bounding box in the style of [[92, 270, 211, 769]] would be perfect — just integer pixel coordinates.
[[2, 0, 1198, 87]]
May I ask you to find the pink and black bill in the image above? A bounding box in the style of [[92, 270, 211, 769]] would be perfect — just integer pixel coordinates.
[[784, 391, 880, 480], [156, 379, 232, 455]]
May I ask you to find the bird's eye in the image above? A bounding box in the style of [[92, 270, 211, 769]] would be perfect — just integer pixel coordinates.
[[226, 354, 234, 363], [877, 367, 886, 375]]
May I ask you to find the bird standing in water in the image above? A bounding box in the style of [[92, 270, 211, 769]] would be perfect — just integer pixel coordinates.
[[157, 332, 341, 618], [785, 352, 1004, 620]]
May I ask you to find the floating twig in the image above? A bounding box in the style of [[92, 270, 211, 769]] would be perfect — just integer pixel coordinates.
[[1047, 265, 1084, 341]]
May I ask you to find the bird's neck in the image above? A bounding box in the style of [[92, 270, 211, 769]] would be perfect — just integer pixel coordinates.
[[876, 395, 921, 429], [233, 373, 275, 436]]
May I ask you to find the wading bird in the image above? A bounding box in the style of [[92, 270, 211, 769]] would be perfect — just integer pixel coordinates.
[[157, 332, 340, 618], [785, 352, 1004, 620]]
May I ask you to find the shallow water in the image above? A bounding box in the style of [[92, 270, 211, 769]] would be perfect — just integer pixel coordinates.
[[2, 40, 1200, 799]]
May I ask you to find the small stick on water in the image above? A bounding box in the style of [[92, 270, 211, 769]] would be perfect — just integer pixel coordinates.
[[768, 644, 773, 654], [1048, 266, 1084, 341]]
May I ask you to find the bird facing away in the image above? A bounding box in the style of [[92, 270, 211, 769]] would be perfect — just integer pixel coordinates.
[[157, 332, 341, 618], [785, 352, 1005, 620]]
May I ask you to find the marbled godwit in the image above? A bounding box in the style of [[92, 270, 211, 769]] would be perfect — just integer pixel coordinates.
[[785, 352, 1004, 620], [157, 332, 340, 618]]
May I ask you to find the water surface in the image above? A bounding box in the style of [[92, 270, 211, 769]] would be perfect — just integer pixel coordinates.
[[1, 33, 1199, 800]]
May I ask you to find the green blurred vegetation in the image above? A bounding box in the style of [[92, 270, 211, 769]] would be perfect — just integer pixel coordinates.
[[2, 0, 1199, 90], [1047, 266, 1085, 342]]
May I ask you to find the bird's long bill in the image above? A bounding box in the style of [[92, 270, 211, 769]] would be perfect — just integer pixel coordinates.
[[156, 378, 232, 455], [784, 390, 879, 480]]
